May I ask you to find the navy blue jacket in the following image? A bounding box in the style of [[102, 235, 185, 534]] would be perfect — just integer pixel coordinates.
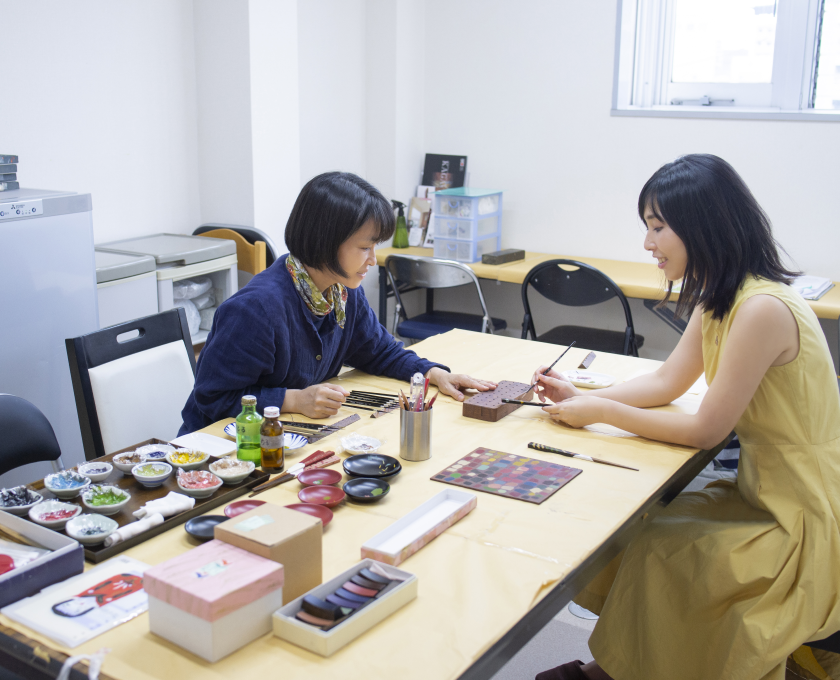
[[179, 255, 445, 433]]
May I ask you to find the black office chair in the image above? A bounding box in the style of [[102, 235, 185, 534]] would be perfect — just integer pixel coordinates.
[[0, 394, 64, 477], [384, 254, 507, 341], [808, 630, 840, 653], [66, 309, 197, 460], [521, 259, 643, 356], [193, 223, 282, 267]]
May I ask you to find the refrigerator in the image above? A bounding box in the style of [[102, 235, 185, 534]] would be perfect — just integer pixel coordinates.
[[0, 188, 99, 487]]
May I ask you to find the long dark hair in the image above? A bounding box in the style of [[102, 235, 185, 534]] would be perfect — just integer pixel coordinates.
[[285, 172, 395, 277], [639, 154, 798, 321]]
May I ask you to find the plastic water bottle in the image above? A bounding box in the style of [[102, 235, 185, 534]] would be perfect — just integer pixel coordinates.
[[236, 395, 263, 464]]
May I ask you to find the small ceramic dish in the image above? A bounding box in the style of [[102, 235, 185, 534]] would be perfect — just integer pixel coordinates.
[[561, 369, 616, 389], [298, 485, 345, 508], [112, 451, 147, 474], [223, 423, 308, 450], [166, 449, 209, 471], [135, 444, 175, 461], [185, 515, 228, 542], [285, 503, 333, 527], [340, 434, 384, 454], [81, 485, 131, 516], [28, 500, 82, 529], [131, 462, 173, 488], [77, 462, 113, 483], [208, 458, 255, 485], [342, 453, 402, 479], [224, 499, 266, 518], [44, 471, 91, 500], [343, 477, 390, 503], [297, 468, 343, 487], [0, 487, 43, 516], [66, 514, 118, 546], [177, 470, 223, 498]]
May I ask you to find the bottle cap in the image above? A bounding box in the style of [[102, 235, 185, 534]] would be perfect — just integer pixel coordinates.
[[264, 406, 280, 418], [241, 395, 257, 405]]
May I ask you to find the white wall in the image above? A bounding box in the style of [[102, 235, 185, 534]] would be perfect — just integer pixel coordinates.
[[412, 0, 840, 361], [423, 0, 840, 278], [0, 0, 201, 244]]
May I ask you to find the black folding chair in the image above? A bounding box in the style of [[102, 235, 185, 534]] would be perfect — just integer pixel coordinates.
[[0, 394, 64, 477], [521, 259, 643, 356], [193, 223, 282, 267], [66, 309, 196, 460]]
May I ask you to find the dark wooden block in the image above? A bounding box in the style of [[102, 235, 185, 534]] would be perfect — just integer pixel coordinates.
[[462, 380, 534, 422], [481, 249, 525, 266]]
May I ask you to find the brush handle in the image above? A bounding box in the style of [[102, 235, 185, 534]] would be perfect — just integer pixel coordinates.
[[502, 399, 545, 406]]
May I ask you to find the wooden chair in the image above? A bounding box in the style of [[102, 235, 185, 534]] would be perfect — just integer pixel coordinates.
[[198, 228, 267, 277]]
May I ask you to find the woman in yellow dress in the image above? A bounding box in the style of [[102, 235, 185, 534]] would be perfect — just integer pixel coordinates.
[[533, 154, 840, 680]]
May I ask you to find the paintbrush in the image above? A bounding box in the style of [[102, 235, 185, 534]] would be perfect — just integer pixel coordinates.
[[528, 441, 638, 471], [502, 399, 547, 406], [529, 341, 577, 388]]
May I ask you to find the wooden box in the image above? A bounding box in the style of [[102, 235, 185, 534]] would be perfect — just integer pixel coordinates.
[[144, 539, 284, 662], [214, 504, 322, 604], [462, 380, 533, 422]]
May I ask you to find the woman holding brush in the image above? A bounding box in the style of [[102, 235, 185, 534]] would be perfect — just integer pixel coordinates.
[[532, 155, 840, 680], [179, 172, 495, 434]]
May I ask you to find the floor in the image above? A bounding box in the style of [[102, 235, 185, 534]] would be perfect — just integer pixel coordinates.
[[491, 604, 596, 680]]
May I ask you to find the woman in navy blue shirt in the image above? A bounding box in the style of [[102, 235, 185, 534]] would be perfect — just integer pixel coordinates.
[[180, 172, 496, 433]]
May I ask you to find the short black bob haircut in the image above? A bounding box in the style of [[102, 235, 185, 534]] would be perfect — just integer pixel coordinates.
[[285, 172, 395, 277], [639, 154, 798, 321]]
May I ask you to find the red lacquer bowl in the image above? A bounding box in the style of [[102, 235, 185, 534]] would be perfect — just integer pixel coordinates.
[[298, 485, 346, 508], [297, 469, 343, 487], [224, 499, 266, 518], [285, 503, 333, 526]]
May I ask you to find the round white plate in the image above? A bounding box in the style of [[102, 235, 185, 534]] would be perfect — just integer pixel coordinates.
[[223, 423, 307, 451], [561, 369, 616, 389]]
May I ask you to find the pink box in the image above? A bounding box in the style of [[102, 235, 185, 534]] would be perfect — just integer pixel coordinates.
[[144, 539, 283, 661], [360, 489, 477, 566]]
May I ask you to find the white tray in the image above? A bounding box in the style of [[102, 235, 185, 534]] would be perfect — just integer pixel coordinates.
[[361, 489, 476, 566]]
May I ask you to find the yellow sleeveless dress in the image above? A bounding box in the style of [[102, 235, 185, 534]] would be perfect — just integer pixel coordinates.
[[582, 277, 840, 680]]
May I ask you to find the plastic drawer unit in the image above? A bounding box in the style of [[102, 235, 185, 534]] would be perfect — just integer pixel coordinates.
[[433, 188, 502, 262], [94, 249, 158, 330], [97, 233, 237, 345]]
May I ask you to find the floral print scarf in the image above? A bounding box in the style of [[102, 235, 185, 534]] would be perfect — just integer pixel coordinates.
[[286, 254, 348, 329]]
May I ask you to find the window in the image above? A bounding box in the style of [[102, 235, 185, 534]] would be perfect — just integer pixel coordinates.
[[613, 0, 840, 118]]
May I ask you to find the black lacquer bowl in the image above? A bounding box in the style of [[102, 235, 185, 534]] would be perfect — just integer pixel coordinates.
[[185, 515, 228, 541], [342, 454, 402, 480], [343, 477, 390, 503]]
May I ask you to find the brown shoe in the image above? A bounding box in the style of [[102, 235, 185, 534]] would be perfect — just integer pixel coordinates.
[[535, 660, 587, 680]]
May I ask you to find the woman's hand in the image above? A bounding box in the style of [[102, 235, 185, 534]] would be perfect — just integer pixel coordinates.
[[542, 396, 606, 428], [532, 367, 581, 403], [283, 383, 349, 418], [427, 367, 497, 402]]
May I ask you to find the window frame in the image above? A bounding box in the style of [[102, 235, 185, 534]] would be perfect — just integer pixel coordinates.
[[612, 0, 840, 121]]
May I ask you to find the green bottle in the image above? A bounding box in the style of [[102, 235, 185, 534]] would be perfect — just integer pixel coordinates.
[[392, 199, 409, 248], [236, 395, 263, 464]]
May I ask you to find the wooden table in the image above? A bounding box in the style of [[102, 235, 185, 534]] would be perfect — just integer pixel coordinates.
[[0, 331, 724, 680], [376, 247, 840, 360]]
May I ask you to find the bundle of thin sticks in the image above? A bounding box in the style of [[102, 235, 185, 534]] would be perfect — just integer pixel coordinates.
[[341, 390, 400, 418]]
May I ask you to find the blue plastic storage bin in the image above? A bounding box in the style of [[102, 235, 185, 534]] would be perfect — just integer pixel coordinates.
[[433, 234, 500, 263], [433, 188, 502, 262]]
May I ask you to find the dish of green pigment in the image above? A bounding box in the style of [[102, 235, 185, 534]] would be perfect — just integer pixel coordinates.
[[135, 464, 168, 477], [85, 488, 127, 506]]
